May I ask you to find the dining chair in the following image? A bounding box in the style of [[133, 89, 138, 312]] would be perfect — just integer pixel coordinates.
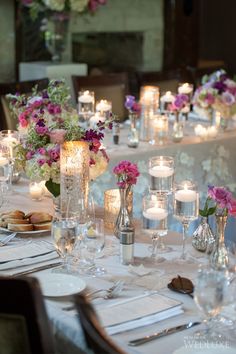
[[74, 293, 127, 354], [72, 73, 129, 121], [0, 276, 55, 354], [0, 78, 49, 130]]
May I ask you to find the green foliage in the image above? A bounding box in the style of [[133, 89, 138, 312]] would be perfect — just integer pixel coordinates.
[[45, 179, 60, 198], [199, 197, 217, 217]]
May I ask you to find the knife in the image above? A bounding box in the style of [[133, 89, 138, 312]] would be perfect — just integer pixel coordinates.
[[128, 321, 201, 346], [11, 262, 62, 277]]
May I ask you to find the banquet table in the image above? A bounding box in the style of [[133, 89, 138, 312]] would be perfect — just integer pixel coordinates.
[[92, 117, 236, 220], [1, 184, 236, 354]]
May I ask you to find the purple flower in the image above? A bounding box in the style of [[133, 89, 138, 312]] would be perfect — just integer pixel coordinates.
[[35, 125, 48, 135], [221, 91, 235, 106], [125, 95, 136, 110], [42, 90, 49, 99], [213, 81, 227, 93]]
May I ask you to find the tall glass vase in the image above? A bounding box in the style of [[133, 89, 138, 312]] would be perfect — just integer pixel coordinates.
[[114, 186, 134, 238], [128, 113, 139, 148], [210, 214, 229, 270], [44, 13, 70, 62]]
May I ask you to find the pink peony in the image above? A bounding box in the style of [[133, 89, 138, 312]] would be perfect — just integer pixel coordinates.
[[208, 186, 233, 209], [113, 160, 140, 188]]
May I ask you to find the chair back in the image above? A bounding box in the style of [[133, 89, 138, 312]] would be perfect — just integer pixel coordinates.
[[0, 276, 55, 354], [72, 73, 129, 121], [0, 78, 49, 130], [74, 293, 127, 354]]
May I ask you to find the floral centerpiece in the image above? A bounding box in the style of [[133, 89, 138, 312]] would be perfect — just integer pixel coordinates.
[[197, 185, 236, 268], [8, 79, 112, 197], [124, 95, 141, 115], [20, 0, 107, 19], [192, 70, 236, 120], [169, 93, 190, 116], [113, 160, 140, 237]]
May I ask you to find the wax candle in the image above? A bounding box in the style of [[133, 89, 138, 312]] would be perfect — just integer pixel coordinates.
[[2, 136, 18, 158], [78, 90, 94, 103], [178, 83, 193, 95], [149, 165, 174, 178], [175, 188, 197, 202], [96, 100, 112, 112], [29, 182, 44, 200], [143, 207, 168, 221], [160, 91, 175, 103]]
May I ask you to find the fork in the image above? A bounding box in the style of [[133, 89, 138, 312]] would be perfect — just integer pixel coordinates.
[[0, 233, 17, 247], [62, 280, 124, 311]]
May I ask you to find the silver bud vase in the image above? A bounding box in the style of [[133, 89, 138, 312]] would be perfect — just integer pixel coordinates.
[[114, 186, 134, 238], [192, 217, 215, 254], [210, 214, 229, 270]]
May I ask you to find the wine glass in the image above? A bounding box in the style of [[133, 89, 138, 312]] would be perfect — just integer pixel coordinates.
[[0, 130, 20, 191], [148, 156, 174, 194], [143, 192, 168, 262], [52, 215, 79, 273], [194, 266, 228, 340], [83, 218, 106, 276], [174, 180, 199, 260]]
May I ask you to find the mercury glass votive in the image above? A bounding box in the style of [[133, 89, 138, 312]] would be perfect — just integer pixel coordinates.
[[29, 181, 44, 201], [149, 114, 168, 145], [104, 188, 133, 230], [60, 141, 89, 217]]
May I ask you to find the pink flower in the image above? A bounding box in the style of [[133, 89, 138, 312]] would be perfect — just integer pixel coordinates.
[[48, 147, 60, 161], [26, 151, 34, 160], [229, 198, 236, 216], [49, 129, 66, 144], [208, 186, 232, 209], [113, 160, 140, 188], [37, 159, 46, 166], [35, 125, 48, 135], [37, 147, 46, 155]]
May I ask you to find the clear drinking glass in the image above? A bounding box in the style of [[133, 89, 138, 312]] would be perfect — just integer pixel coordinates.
[[52, 216, 78, 273], [194, 267, 228, 340], [0, 130, 20, 191], [78, 90, 95, 127], [149, 156, 174, 194], [174, 180, 199, 260], [83, 218, 106, 276], [143, 192, 168, 261]]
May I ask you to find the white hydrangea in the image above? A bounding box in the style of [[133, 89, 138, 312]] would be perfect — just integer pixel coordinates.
[[69, 0, 89, 12], [42, 0, 65, 11]]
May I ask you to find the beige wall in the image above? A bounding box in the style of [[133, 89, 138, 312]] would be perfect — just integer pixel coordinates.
[[0, 0, 15, 83]]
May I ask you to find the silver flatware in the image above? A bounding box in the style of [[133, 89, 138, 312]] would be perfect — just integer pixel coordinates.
[[128, 321, 201, 346], [0, 233, 17, 247], [11, 262, 62, 277]]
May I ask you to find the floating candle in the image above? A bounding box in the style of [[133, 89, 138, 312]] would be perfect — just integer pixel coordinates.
[[175, 188, 197, 202], [149, 165, 174, 178], [143, 207, 168, 221], [78, 90, 94, 104]]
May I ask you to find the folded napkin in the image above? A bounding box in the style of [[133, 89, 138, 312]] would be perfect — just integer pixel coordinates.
[[128, 264, 153, 277], [98, 292, 183, 335], [0, 251, 59, 271]]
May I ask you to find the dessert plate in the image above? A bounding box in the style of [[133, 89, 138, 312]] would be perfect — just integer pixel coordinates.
[[35, 273, 86, 297]]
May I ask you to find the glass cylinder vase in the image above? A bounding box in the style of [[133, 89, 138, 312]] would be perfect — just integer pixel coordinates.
[[210, 214, 229, 270], [60, 141, 89, 217], [114, 186, 134, 238], [128, 112, 139, 148]]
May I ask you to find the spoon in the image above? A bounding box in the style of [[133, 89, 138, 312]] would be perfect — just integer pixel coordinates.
[[167, 275, 194, 298]]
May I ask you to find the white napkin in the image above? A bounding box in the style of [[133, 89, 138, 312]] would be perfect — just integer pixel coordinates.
[[128, 264, 153, 277], [98, 292, 183, 335], [0, 251, 59, 271]]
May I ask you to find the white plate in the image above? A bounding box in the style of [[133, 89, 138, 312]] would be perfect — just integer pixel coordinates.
[[35, 273, 86, 297], [0, 227, 50, 235], [174, 346, 236, 354]]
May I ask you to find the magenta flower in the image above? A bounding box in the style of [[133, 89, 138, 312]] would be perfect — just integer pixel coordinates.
[[37, 147, 46, 155], [37, 159, 46, 166], [170, 94, 189, 112], [208, 185, 233, 210], [113, 160, 140, 188]]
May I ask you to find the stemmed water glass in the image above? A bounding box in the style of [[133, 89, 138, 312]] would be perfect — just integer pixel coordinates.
[[174, 180, 199, 260], [52, 215, 79, 273], [83, 218, 106, 276], [0, 130, 20, 191], [143, 192, 168, 261], [194, 266, 229, 340]]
